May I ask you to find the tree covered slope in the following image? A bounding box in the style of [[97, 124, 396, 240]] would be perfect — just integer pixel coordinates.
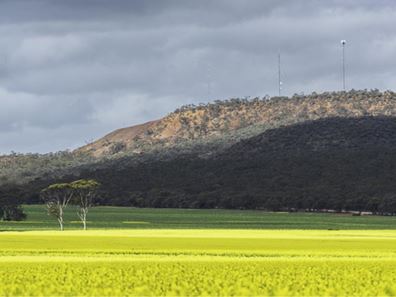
[[3, 90, 396, 213], [42, 116, 396, 213]]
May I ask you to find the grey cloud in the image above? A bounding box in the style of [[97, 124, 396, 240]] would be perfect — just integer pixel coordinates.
[[1, 0, 396, 153]]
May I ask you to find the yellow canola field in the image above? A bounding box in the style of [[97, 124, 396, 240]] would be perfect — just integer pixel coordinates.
[[1, 230, 396, 296]]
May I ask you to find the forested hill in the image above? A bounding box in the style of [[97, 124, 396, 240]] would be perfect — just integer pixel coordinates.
[[3, 89, 396, 186], [4, 90, 396, 213], [23, 115, 396, 214]]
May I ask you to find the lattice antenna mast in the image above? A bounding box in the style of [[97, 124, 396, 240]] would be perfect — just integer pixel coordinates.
[[341, 40, 346, 90], [207, 63, 212, 100]]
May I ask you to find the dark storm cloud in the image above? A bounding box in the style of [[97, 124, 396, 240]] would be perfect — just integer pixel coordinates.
[[1, 0, 396, 153]]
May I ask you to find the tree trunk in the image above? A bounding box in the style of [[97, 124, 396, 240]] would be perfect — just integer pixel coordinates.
[[58, 218, 64, 231], [59, 206, 64, 231], [82, 208, 87, 230]]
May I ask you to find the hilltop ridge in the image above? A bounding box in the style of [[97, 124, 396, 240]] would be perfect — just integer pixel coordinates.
[[77, 89, 396, 157]]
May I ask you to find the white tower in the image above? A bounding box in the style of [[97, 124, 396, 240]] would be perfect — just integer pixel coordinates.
[[341, 40, 346, 90], [206, 63, 212, 100]]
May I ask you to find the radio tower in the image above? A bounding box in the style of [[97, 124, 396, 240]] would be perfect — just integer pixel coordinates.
[[207, 63, 212, 100], [341, 40, 346, 90]]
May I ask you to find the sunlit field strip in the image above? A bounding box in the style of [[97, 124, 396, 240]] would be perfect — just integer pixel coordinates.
[[1, 229, 396, 296], [1, 249, 396, 259], [1, 260, 396, 296], [3, 228, 396, 238], [1, 255, 396, 262]]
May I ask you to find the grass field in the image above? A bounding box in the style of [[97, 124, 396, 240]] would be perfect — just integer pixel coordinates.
[[1, 206, 396, 296], [1, 205, 396, 230]]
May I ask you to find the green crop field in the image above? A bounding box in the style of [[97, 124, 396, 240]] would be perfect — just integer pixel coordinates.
[[1, 205, 396, 230], [1, 206, 396, 296]]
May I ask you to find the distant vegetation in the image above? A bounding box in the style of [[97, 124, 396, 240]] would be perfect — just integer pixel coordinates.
[[2, 90, 396, 215], [0, 151, 94, 186], [0, 183, 26, 221]]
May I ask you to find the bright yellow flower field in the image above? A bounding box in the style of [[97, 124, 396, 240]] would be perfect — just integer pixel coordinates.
[[1, 230, 396, 296]]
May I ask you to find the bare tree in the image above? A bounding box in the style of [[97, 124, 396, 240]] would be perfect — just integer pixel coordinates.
[[70, 179, 100, 230], [41, 183, 73, 231]]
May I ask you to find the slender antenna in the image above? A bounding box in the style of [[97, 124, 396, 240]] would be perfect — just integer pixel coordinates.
[[278, 53, 282, 96], [207, 63, 212, 100], [341, 40, 346, 90]]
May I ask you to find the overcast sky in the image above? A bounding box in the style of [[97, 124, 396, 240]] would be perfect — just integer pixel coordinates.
[[1, 0, 396, 154]]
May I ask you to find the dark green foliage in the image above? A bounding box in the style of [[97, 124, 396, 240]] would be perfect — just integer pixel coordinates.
[[1, 205, 26, 221], [0, 185, 26, 221]]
